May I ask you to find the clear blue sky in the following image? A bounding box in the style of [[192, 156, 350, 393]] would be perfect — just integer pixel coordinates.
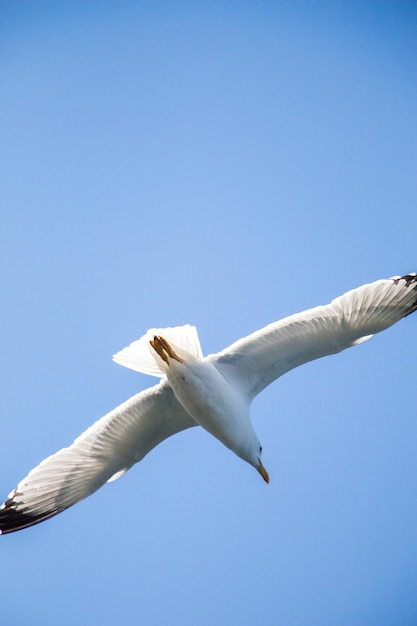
[[1, 2, 416, 625]]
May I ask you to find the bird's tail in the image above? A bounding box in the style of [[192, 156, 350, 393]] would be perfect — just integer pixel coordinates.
[[113, 324, 203, 377]]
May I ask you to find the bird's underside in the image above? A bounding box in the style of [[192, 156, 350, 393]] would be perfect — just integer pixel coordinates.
[[0, 273, 416, 534]]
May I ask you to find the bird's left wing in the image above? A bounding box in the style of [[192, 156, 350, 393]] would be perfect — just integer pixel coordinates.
[[211, 274, 417, 401], [0, 381, 197, 534]]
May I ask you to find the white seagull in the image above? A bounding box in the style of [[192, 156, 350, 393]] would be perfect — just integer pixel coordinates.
[[1, 273, 416, 534]]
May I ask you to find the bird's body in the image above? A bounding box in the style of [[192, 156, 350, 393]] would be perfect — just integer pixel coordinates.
[[163, 353, 257, 464], [1, 273, 416, 534]]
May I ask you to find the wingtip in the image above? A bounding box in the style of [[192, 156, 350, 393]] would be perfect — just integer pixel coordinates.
[[391, 272, 417, 284], [399, 273, 417, 316], [0, 505, 51, 534], [0, 492, 51, 534]]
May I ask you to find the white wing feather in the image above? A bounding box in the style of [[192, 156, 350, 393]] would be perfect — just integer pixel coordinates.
[[212, 275, 417, 401], [0, 382, 196, 533]]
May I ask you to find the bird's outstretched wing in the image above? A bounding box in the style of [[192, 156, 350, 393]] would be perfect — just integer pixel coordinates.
[[212, 274, 417, 401], [0, 382, 196, 534]]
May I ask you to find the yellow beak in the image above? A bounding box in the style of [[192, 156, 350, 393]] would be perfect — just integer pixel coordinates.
[[257, 459, 270, 484]]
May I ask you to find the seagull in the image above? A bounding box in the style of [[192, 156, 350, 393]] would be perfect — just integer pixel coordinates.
[[0, 273, 416, 534]]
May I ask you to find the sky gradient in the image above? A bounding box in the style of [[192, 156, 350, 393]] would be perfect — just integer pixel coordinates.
[[1, 2, 417, 625]]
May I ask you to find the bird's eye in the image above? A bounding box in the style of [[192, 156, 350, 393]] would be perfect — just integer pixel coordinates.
[[259, 446, 263, 453]]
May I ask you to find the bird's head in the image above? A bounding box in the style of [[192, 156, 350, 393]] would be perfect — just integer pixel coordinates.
[[246, 439, 269, 484]]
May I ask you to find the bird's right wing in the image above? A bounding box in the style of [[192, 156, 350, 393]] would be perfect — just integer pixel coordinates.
[[0, 381, 197, 534], [212, 273, 417, 401]]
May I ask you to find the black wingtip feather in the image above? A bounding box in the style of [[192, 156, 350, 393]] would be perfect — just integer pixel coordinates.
[[397, 273, 417, 317], [0, 493, 60, 534]]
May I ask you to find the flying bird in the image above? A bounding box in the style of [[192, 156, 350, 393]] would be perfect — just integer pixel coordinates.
[[1, 274, 416, 534]]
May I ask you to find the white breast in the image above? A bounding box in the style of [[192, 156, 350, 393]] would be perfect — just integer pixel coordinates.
[[165, 358, 254, 458]]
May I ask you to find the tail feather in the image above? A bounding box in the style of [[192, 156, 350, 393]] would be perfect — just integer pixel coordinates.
[[113, 324, 203, 378]]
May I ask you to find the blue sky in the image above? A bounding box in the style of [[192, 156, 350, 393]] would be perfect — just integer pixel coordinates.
[[1, 2, 416, 624]]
